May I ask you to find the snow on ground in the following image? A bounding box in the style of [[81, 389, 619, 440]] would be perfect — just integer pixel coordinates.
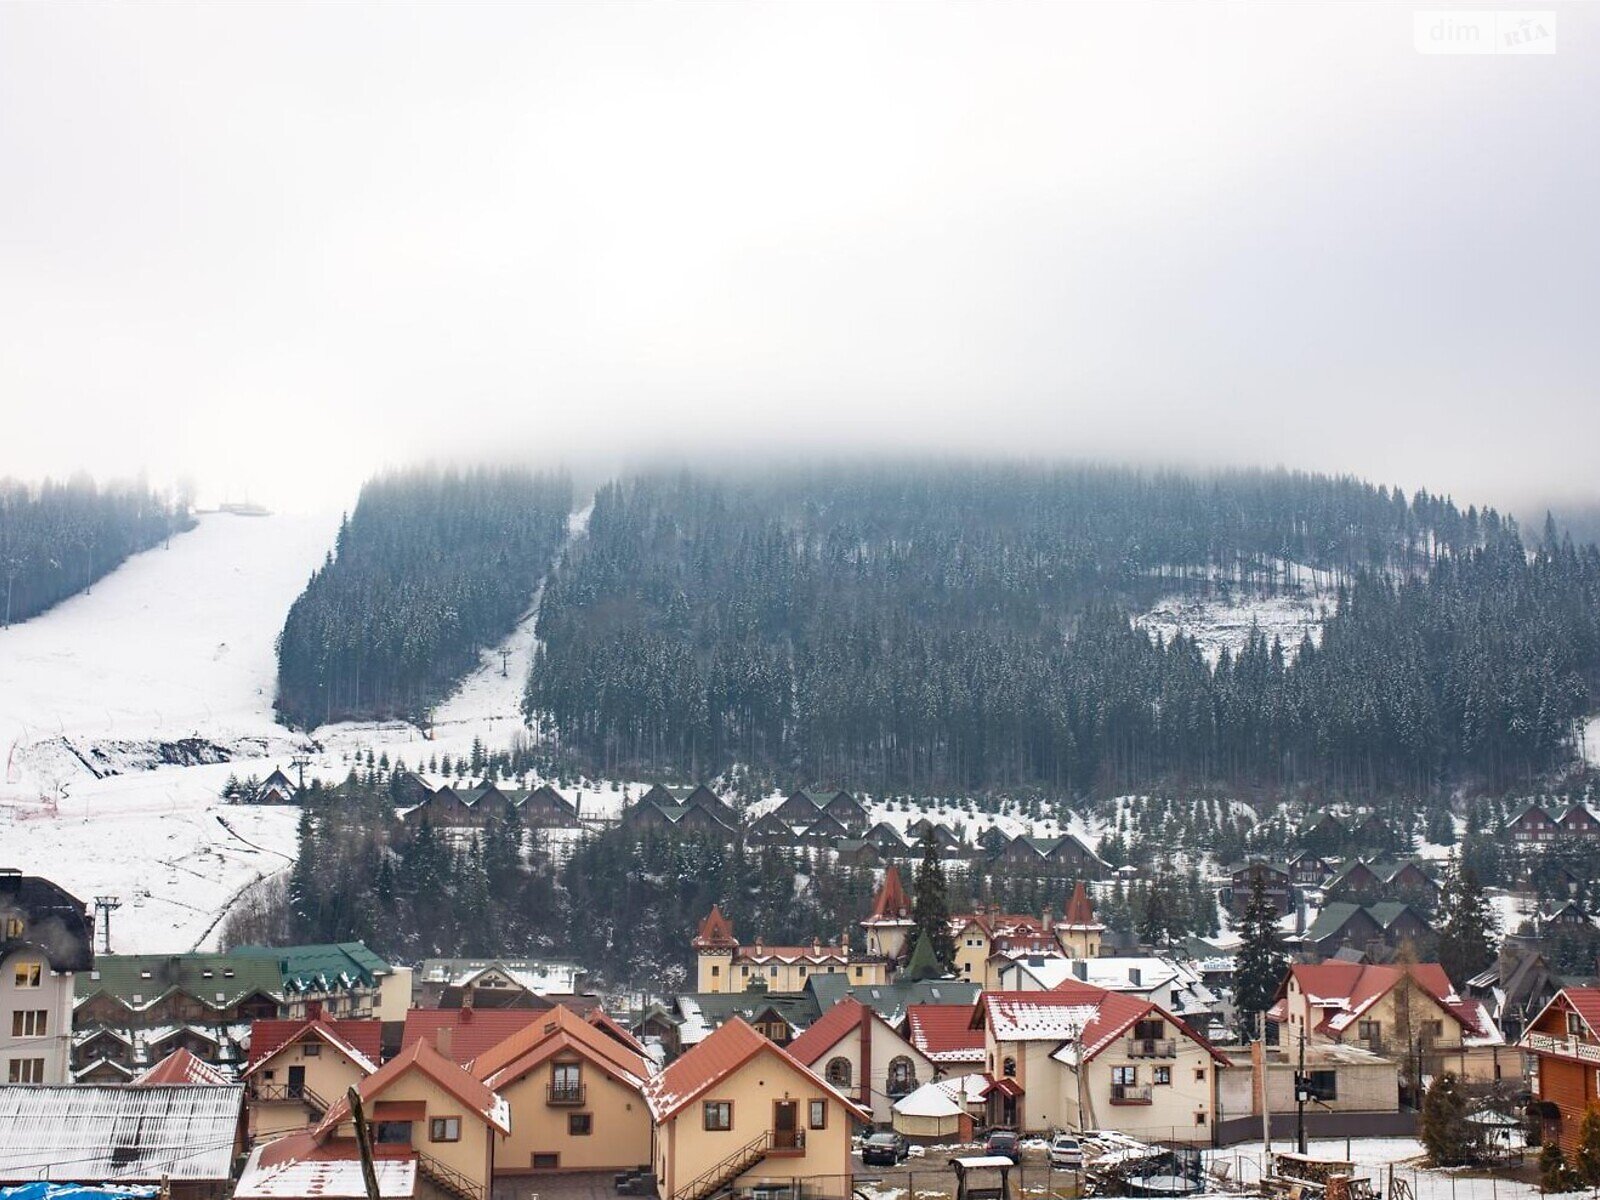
[[1583, 715, 1600, 767], [1204, 1137, 1543, 1200], [1136, 592, 1333, 666]]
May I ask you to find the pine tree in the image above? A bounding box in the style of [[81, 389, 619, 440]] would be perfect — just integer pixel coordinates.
[[1577, 1106, 1600, 1186], [1420, 1072, 1472, 1166], [912, 839, 956, 969], [1233, 874, 1288, 1034], [1436, 853, 1497, 987]]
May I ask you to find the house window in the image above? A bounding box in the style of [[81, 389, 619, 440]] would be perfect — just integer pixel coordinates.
[[1154, 1067, 1171, 1086], [430, 1117, 462, 1143], [1195, 1068, 1206, 1082], [1002, 1057, 1017, 1079], [1112, 1066, 1137, 1086], [826, 1057, 852, 1088], [810, 1100, 827, 1129], [303, 1043, 321, 1057], [1358, 1020, 1381, 1042], [1568, 1012, 1584, 1035], [533, 1153, 560, 1169], [11, 1011, 47, 1037], [375, 1123, 413, 1145], [704, 1101, 733, 1131], [1133, 1019, 1164, 1041], [769, 966, 778, 978], [854, 967, 864, 978], [1195, 1112, 1207, 1125], [3, 917, 22, 939], [13, 962, 42, 988], [711, 966, 720, 977], [1306, 1070, 1338, 1101], [569, 1113, 593, 1136], [742, 966, 750, 977], [1426, 1020, 1444, 1040], [887, 1057, 917, 1097], [7, 1058, 45, 1084]]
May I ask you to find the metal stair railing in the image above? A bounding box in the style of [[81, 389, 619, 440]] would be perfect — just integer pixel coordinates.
[[415, 1148, 484, 1200], [673, 1130, 773, 1200], [248, 1081, 334, 1116]]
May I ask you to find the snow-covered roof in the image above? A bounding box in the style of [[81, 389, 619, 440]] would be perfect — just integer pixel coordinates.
[[0, 1085, 243, 1181], [892, 1073, 988, 1118]]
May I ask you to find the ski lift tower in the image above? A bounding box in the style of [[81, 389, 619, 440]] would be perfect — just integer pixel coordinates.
[[93, 895, 122, 955]]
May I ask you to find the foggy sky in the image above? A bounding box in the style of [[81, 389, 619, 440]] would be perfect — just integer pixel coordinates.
[[1, 3, 1595, 515]]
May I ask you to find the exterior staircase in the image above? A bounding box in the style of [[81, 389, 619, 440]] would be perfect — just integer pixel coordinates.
[[674, 1131, 773, 1200], [416, 1148, 485, 1200]]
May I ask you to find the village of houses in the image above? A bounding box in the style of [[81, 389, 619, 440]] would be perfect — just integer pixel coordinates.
[[6, 780, 1600, 1200]]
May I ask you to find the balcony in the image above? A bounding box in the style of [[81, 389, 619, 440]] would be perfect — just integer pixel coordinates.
[[1525, 1032, 1600, 1064], [1126, 1038, 1176, 1058], [547, 1082, 587, 1105], [1111, 1083, 1153, 1105]]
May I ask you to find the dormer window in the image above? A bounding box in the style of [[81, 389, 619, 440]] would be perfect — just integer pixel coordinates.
[[4, 917, 22, 939], [1568, 1012, 1584, 1036]]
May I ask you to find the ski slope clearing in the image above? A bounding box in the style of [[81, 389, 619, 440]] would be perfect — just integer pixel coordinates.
[[1136, 591, 1332, 665], [0, 510, 339, 791]]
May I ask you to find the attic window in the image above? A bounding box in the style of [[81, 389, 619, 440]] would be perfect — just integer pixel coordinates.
[[223, 969, 235, 978], [139, 971, 152, 979], [202, 970, 214, 978], [216, 992, 226, 1002]]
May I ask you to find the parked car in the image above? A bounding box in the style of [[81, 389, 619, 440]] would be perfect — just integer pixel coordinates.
[[983, 1129, 1020, 1162], [1048, 1134, 1083, 1169], [861, 1131, 910, 1166]]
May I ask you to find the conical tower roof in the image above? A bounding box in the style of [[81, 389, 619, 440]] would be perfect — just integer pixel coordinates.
[[1059, 880, 1103, 929], [693, 904, 738, 949], [864, 865, 915, 925]]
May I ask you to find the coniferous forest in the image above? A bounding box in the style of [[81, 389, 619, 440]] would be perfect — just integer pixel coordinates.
[[275, 467, 571, 727], [0, 476, 192, 626], [524, 464, 1600, 798]]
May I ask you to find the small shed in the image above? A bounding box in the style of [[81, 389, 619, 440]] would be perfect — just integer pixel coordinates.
[[891, 1074, 985, 1141]]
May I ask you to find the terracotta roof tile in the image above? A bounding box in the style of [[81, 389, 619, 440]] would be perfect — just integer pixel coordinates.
[[401, 1009, 542, 1066], [906, 1004, 987, 1062], [246, 1018, 383, 1075], [470, 1004, 651, 1090], [132, 1048, 232, 1086], [316, 1038, 509, 1138], [786, 998, 869, 1064]]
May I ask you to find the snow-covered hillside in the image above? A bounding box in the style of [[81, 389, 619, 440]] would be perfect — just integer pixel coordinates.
[[1136, 589, 1333, 665]]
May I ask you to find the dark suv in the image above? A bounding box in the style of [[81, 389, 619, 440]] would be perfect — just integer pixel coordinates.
[[984, 1129, 1021, 1162], [861, 1131, 910, 1165]]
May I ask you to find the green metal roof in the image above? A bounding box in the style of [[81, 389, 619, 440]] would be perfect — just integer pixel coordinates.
[[76, 953, 283, 1005], [231, 942, 392, 992]]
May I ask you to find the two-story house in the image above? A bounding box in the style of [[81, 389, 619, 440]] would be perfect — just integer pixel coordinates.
[[972, 983, 1229, 1142], [242, 1012, 382, 1140], [1520, 987, 1600, 1156], [643, 1017, 869, 1200], [0, 869, 93, 1085], [468, 1003, 654, 1175]]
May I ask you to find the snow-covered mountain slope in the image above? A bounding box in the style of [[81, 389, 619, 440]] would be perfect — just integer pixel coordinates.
[[0, 510, 339, 787], [0, 511, 338, 951]]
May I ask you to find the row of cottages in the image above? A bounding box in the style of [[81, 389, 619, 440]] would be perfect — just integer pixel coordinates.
[[71, 941, 406, 1081], [416, 957, 589, 1008], [1321, 860, 1440, 909], [767, 787, 871, 833], [1, 868, 94, 1085], [1520, 987, 1600, 1156], [1298, 810, 1404, 854], [398, 775, 585, 829], [624, 785, 743, 839], [1505, 801, 1600, 846], [1295, 902, 1432, 961], [991, 833, 1107, 877], [972, 983, 1232, 1142], [1273, 963, 1512, 1087]]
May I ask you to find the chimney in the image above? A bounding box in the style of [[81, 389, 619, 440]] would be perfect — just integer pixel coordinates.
[[812, 936, 822, 956], [463, 985, 475, 1012], [1042, 906, 1054, 929], [436, 1026, 454, 1060], [1073, 960, 1088, 981], [1128, 967, 1142, 987]]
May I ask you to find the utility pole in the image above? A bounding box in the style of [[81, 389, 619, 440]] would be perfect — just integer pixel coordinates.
[[347, 1085, 382, 1200], [1259, 1010, 1271, 1161], [499, 648, 511, 677], [1294, 1022, 1308, 1154]]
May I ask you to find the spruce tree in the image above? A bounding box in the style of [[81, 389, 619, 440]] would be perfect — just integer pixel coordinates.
[[1577, 1106, 1600, 1186], [1436, 854, 1497, 987], [905, 929, 943, 981], [912, 839, 956, 969], [1420, 1072, 1472, 1166], [1233, 874, 1288, 1035]]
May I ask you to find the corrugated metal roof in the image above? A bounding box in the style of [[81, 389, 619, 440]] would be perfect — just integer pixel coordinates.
[[0, 1085, 243, 1182]]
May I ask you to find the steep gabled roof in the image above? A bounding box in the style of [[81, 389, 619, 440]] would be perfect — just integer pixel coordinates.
[[245, 1017, 382, 1076], [866, 866, 913, 923], [693, 905, 737, 949], [1281, 962, 1497, 1041], [643, 1016, 869, 1124], [786, 997, 873, 1064], [470, 1004, 651, 1092], [132, 1047, 232, 1086], [1060, 881, 1101, 929], [979, 983, 1230, 1065], [315, 1037, 510, 1138]]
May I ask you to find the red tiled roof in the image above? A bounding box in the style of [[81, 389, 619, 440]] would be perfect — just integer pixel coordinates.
[[643, 1017, 869, 1124], [693, 905, 737, 949], [401, 1008, 542, 1066], [906, 1004, 987, 1062], [1283, 962, 1493, 1040], [316, 1037, 510, 1138], [246, 1018, 383, 1075], [981, 983, 1231, 1065], [470, 1004, 651, 1091], [786, 998, 869, 1064], [1562, 988, 1600, 1037], [866, 867, 912, 923], [1062, 881, 1099, 927], [132, 1047, 231, 1086]]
